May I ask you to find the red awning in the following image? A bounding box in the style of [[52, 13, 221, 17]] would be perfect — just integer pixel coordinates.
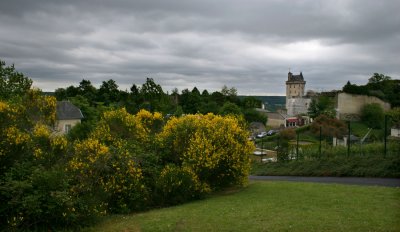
[[286, 118, 298, 123]]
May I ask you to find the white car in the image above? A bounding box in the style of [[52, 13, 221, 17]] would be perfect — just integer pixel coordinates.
[[256, 132, 268, 138]]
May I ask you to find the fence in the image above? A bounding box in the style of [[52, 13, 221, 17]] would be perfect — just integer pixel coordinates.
[[256, 117, 400, 162]]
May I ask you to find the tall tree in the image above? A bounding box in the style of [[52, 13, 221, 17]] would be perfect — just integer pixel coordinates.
[[98, 79, 120, 104], [78, 79, 97, 101], [0, 60, 32, 100]]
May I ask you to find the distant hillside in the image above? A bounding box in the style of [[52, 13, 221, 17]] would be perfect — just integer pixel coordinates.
[[239, 96, 285, 112]]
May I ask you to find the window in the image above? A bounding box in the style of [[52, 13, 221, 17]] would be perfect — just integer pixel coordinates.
[[65, 124, 72, 133]]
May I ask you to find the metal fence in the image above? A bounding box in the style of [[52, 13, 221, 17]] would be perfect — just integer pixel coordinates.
[[256, 117, 400, 162]]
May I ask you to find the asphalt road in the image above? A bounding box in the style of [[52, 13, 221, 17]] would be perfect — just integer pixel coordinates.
[[249, 175, 400, 187]]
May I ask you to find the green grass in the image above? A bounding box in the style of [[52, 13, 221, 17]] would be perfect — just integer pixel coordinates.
[[84, 181, 400, 232], [350, 121, 383, 140]]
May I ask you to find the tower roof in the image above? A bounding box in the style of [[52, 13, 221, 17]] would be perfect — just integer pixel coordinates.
[[287, 72, 304, 82]]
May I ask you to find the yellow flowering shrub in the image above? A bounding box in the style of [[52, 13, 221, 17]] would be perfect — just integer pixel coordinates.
[[50, 136, 68, 153], [68, 138, 147, 212], [3, 126, 31, 146], [0, 101, 23, 128], [91, 108, 158, 145], [23, 89, 57, 126], [158, 113, 255, 188], [0, 101, 8, 112], [33, 124, 51, 138]]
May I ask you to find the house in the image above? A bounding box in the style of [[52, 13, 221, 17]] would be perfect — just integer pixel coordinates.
[[55, 101, 84, 134]]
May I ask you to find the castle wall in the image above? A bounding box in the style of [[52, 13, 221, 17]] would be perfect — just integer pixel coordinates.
[[336, 92, 391, 120]]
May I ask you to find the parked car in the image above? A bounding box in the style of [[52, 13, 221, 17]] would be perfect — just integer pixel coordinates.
[[267, 130, 277, 136], [256, 132, 268, 138]]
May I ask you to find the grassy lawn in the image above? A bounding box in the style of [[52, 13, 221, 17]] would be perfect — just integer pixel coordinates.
[[84, 181, 400, 232]]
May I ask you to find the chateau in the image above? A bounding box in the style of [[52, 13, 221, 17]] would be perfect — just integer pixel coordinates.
[[285, 72, 311, 116]]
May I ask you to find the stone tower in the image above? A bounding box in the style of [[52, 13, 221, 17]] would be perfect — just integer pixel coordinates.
[[286, 72, 306, 100], [285, 72, 310, 116]]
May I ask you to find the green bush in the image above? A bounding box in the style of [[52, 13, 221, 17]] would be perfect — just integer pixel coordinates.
[[361, 103, 384, 129], [156, 165, 210, 206], [0, 163, 99, 231], [251, 156, 400, 177]]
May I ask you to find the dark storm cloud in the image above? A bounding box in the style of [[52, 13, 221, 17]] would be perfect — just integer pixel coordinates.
[[0, 0, 399, 95]]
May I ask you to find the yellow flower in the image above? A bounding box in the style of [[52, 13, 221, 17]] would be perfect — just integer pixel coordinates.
[[33, 124, 51, 138]]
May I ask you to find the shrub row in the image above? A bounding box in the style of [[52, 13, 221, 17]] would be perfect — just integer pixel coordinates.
[[251, 156, 400, 178], [0, 99, 254, 231]]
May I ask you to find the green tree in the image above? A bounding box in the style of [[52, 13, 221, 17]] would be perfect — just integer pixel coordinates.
[[98, 79, 120, 104], [361, 103, 384, 129], [242, 96, 261, 109], [368, 73, 391, 84], [219, 102, 242, 116], [78, 79, 97, 101], [387, 107, 400, 128], [308, 95, 335, 118], [54, 87, 67, 100], [243, 108, 267, 124], [0, 60, 32, 100]]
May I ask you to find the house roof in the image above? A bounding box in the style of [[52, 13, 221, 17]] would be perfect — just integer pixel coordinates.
[[56, 101, 84, 120]]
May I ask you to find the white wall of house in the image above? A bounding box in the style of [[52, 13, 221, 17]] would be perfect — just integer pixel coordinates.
[[55, 119, 81, 134], [391, 128, 400, 137]]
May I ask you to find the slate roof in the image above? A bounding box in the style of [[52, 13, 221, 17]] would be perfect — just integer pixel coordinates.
[[287, 72, 305, 82], [56, 101, 84, 120]]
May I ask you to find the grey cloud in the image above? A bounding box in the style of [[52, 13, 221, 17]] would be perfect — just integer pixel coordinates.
[[0, 0, 399, 94]]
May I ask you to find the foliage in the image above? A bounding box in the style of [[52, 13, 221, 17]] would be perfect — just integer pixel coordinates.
[[308, 95, 335, 118], [243, 108, 267, 125], [158, 113, 254, 189], [0, 164, 99, 230], [311, 114, 347, 138], [343, 74, 400, 107], [219, 101, 242, 116], [361, 103, 384, 129], [68, 138, 147, 213], [0, 60, 33, 100], [251, 155, 400, 177], [0, 94, 98, 230], [387, 107, 400, 128], [0, 62, 268, 230], [279, 128, 296, 140], [156, 165, 210, 206], [275, 128, 296, 162]]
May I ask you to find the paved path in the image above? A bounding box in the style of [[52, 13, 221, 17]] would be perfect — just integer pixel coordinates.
[[249, 175, 400, 187]]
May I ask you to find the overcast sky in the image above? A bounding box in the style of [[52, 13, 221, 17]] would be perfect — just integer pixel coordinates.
[[1, 0, 399, 95]]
